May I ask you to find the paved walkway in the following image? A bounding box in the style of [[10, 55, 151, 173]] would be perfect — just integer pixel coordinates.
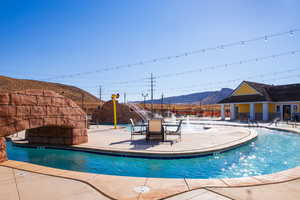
[[207, 178, 300, 200], [0, 166, 108, 200], [5, 121, 300, 200], [3, 161, 300, 200], [165, 189, 231, 200]]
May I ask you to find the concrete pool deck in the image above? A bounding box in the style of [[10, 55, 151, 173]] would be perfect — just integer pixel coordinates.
[[0, 165, 109, 200], [3, 122, 300, 199], [12, 125, 257, 157], [1, 160, 300, 200]]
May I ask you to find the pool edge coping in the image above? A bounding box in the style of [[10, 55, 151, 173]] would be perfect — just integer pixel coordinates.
[[3, 124, 300, 200], [1, 160, 300, 200], [12, 127, 257, 158]]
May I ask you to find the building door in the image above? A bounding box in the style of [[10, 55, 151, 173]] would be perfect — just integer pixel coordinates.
[[234, 106, 239, 119], [283, 105, 291, 120]]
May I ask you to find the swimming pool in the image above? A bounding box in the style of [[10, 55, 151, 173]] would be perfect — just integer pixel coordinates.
[[6, 128, 300, 179]]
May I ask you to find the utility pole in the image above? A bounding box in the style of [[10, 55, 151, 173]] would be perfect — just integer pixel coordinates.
[[160, 93, 164, 116], [149, 73, 155, 118], [81, 93, 85, 110], [199, 101, 202, 117], [124, 92, 126, 104], [99, 85, 102, 103], [142, 93, 148, 109]]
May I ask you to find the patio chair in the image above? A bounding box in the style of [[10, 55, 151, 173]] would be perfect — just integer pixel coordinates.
[[268, 117, 280, 127], [130, 118, 147, 140], [146, 119, 165, 141], [165, 120, 183, 141]]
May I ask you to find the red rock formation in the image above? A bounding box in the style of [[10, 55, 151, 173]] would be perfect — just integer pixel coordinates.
[[92, 100, 142, 124], [0, 138, 7, 162], [0, 89, 88, 162]]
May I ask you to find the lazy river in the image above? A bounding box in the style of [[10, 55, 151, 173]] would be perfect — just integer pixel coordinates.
[[6, 128, 300, 179]]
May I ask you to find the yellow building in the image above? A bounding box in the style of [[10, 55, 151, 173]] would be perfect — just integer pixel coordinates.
[[218, 81, 300, 121]]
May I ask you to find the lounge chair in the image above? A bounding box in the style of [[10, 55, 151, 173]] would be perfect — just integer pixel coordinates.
[[165, 120, 183, 141], [268, 117, 280, 127], [146, 119, 165, 141], [130, 118, 147, 140]]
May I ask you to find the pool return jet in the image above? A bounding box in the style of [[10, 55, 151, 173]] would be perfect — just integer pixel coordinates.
[[111, 93, 120, 129]]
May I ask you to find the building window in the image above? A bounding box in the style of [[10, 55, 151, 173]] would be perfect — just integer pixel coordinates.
[[276, 105, 281, 113], [293, 105, 298, 112]]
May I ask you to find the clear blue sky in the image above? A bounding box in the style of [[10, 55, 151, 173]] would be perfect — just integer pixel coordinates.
[[1, 0, 300, 101]]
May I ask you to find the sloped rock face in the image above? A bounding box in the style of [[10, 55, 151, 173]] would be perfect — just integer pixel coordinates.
[[0, 89, 88, 162], [92, 101, 142, 124], [0, 138, 7, 162]]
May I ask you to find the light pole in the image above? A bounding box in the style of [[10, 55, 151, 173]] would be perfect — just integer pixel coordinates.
[[111, 93, 120, 129], [142, 93, 148, 109]]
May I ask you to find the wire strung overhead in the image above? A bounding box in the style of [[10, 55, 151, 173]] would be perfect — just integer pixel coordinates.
[[87, 67, 300, 101], [156, 72, 300, 102], [42, 28, 299, 81], [81, 48, 300, 90], [157, 69, 300, 97], [156, 50, 299, 79], [158, 67, 300, 92]]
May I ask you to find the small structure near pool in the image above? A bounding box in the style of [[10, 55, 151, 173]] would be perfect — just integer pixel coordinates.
[[0, 89, 88, 162], [219, 81, 300, 121]]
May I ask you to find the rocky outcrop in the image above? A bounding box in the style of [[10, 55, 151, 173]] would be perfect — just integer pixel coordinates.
[[0, 89, 88, 162], [0, 138, 7, 162], [92, 101, 142, 124]]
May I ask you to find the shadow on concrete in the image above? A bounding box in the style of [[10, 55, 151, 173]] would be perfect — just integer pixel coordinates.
[[109, 138, 177, 150]]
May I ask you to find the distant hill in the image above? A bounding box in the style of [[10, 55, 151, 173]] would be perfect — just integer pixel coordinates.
[[142, 88, 233, 104], [0, 75, 101, 111]]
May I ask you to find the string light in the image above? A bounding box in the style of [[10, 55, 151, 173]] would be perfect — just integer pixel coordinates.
[[41, 28, 300, 81], [155, 67, 300, 93], [94, 49, 299, 87], [155, 50, 300, 79], [92, 67, 300, 100], [157, 72, 300, 100]]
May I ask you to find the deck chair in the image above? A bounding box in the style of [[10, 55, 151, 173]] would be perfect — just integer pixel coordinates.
[[268, 117, 280, 127], [165, 120, 183, 141], [146, 119, 165, 141], [130, 118, 146, 140]]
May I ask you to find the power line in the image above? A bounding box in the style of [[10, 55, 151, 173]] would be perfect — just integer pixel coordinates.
[[41, 28, 299, 81]]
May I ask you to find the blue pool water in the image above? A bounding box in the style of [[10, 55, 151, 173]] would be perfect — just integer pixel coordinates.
[[6, 128, 300, 179]]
